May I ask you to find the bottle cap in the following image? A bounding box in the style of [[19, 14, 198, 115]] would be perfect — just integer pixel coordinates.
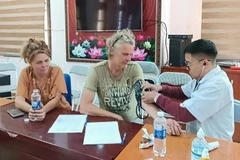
[[33, 89, 39, 93], [157, 111, 164, 117], [197, 127, 204, 138], [201, 148, 209, 158], [24, 118, 30, 123]]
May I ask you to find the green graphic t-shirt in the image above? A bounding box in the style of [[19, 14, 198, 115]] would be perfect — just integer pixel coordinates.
[[84, 61, 144, 121]]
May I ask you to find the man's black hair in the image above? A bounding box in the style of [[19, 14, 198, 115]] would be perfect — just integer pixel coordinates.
[[184, 39, 218, 59]]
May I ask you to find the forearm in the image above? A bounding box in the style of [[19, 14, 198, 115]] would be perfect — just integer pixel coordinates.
[[161, 85, 187, 100], [15, 96, 31, 112], [80, 103, 120, 119], [156, 95, 196, 122], [142, 102, 160, 119], [43, 98, 59, 113], [43, 93, 63, 113]]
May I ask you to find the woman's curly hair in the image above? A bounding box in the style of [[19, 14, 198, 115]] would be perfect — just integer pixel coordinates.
[[20, 38, 51, 63]]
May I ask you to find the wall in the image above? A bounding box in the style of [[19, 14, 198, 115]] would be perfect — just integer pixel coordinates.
[[160, 0, 202, 66], [0, 0, 202, 80], [160, 0, 171, 65], [168, 0, 202, 41]]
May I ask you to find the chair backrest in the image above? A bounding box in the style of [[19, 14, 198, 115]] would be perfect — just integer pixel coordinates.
[[136, 61, 159, 84], [158, 72, 192, 85], [0, 62, 18, 85], [0, 62, 16, 72], [63, 73, 72, 106], [234, 99, 240, 122], [69, 64, 90, 76], [136, 61, 159, 76]]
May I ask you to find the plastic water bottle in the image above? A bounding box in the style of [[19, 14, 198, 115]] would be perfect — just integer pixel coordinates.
[[200, 148, 210, 160], [153, 111, 166, 157], [191, 128, 208, 160], [31, 89, 41, 110]]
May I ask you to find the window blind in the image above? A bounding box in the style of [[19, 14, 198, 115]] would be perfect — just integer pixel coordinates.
[[202, 0, 240, 59], [0, 0, 45, 57]]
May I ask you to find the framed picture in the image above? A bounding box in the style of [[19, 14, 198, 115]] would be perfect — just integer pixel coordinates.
[[65, 0, 161, 66]]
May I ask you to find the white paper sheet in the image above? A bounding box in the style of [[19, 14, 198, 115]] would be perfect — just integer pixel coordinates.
[[83, 121, 122, 145], [48, 115, 87, 133]]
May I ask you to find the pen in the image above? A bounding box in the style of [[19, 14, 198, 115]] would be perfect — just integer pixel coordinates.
[[121, 132, 127, 145]]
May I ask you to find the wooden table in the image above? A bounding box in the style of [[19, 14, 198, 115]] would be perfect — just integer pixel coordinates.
[[116, 124, 240, 160], [0, 103, 142, 160], [0, 97, 14, 107]]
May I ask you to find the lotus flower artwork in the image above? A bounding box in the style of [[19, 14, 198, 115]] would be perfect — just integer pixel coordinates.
[[71, 39, 78, 46], [136, 35, 144, 41], [97, 39, 106, 48], [143, 41, 151, 50], [70, 33, 155, 62], [71, 44, 86, 58], [132, 48, 148, 61], [87, 47, 103, 59], [82, 40, 91, 48]]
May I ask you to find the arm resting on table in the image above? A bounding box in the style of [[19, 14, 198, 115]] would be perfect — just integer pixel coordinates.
[[80, 89, 123, 120]]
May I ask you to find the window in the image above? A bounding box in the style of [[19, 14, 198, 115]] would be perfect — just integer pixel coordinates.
[[0, 0, 50, 57]]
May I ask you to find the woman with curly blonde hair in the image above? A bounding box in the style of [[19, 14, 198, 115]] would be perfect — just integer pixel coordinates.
[[15, 38, 70, 121]]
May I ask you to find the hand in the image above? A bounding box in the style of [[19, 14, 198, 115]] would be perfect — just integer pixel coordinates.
[[141, 90, 159, 104], [142, 81, 162, 92], [28, 105, 46, 122], [114, 114, 124, 121], [28, 109, 35, 121], [34, 107, 46, 121], [166, 119, 182, 136]]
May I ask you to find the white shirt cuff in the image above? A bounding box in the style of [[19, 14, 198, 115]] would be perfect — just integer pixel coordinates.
[[154, 93, 161, 103]]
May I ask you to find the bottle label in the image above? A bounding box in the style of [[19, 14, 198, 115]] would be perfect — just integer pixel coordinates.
[[32, 100, 41, 110], [191, 147, 203, 160], [191, 151, 201, 160], [154, 129, 166, 139]]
